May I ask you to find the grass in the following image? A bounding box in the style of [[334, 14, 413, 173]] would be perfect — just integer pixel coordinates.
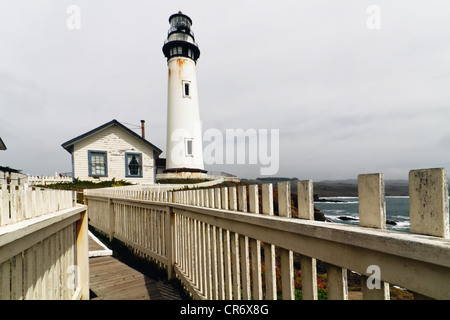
[[36, 178, 133, 203], [39, 177, 133, 190]]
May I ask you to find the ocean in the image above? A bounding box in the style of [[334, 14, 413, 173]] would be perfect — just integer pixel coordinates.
[[314, 196, 411, 232]]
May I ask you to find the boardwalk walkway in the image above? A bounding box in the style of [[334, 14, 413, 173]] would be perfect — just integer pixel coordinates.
[[88, 233, 182, 300]]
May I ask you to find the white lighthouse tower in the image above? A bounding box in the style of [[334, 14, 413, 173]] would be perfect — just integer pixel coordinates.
[[162, 12, 206, 178]]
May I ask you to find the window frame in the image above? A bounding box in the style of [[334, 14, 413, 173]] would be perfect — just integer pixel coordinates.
[[88, 150, 108, 178], [182, 80, 191, 98], [125, 152, 143, 178], [185, 138, 194, 157]]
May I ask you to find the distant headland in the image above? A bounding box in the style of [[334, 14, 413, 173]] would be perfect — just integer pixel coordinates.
[[242, 177, 410, 197]]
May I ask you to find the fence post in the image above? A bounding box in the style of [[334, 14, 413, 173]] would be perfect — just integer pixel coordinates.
[[358, 173, 390, 300], [358, 173, 386, 229], [297, 180, 318, 300], [76, 208, 89, 300], [409, 168, 449, 299], [409, 168, 449, 238], [297, 180, 314, 220]]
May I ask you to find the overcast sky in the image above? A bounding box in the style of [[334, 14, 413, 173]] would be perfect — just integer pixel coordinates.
[[1, 0, 449, 181]]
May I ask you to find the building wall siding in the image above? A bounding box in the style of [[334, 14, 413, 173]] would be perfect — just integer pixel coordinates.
[[72, 125, 156, 184]]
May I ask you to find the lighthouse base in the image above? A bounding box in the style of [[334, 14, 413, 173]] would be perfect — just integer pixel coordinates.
[[156, 168, 209, 182], [163, 167, 208, 174]]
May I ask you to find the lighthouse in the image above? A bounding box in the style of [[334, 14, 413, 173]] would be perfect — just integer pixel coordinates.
[[162, 12, 206, 178]]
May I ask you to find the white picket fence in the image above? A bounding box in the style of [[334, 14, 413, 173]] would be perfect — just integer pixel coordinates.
[[0, 185, 75, 226], [27, 175, 73, 186], [0, 185, 88, 300], [0, 171, 28, 186], [0, 171, 73, 186]]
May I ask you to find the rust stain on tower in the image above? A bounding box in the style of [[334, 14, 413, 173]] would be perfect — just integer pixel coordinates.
[[176, 58, 186, 68], [177, 58, 186, 79]]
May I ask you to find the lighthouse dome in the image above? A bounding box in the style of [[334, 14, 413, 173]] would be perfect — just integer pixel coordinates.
[[163, 12, 200, 61]]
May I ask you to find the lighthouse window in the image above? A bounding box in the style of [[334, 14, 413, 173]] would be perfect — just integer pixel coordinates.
[[183, 81, 191, 98], [185, 139, 193, 157]]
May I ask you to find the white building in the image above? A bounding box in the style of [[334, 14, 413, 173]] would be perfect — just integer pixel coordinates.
[[161, 12, 206, 178], [62, 119, 162, 184]]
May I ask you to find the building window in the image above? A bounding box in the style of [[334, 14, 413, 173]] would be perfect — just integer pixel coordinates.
[[125, 152, 143, 177], [185, 139, 193, 157], [183, 80, 191, 98], [88, 151, 107, 177]]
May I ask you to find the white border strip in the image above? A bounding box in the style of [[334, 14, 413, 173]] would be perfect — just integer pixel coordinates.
[[88, 230, 113, 257]]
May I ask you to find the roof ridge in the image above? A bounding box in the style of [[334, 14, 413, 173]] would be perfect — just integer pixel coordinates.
[[61, 119, 162, 155]]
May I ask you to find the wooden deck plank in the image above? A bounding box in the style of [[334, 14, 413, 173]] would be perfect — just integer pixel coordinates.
[[89, 255, 181, 300]]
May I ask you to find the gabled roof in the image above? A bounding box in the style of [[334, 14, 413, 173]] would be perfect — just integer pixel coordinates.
[[0, 137, 6, 150], [61, 119, 162, 155]]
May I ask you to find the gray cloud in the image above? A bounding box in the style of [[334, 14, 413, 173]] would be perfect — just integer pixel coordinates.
[[1, 0, 449, 181]]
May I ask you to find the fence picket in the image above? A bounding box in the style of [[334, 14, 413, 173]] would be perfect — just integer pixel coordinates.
[[1, 260, 11, 299], [262, 184, 277, 300], [237, 186, 251, 299], [297, 180, 318, 300], [248, 184, 262, 300], [278, 182, 295, 300], [327, 264, 348, 300]]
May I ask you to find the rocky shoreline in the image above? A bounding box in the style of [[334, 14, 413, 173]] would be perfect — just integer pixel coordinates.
[[337, 215, 398, 226]]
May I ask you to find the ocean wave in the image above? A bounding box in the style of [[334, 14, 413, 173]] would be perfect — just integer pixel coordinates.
[[390, 220, 410, 228], [322, 209, 348, 214], [386, 196, 409, 199], [315, 201, 359, 204], [327, 215, 359, 222]]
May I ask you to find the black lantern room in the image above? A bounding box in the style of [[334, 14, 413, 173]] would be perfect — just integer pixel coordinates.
[[162, 12, 200, 62]]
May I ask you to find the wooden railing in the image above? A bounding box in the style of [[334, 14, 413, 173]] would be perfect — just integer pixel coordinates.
[[85, 168, 450, 300], [0, 185, 88, 300]]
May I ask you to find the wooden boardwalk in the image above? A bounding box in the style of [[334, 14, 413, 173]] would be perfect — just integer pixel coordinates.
[[88, 233, 182, 300]]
